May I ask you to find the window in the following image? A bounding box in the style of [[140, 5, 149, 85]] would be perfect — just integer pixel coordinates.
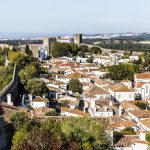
[[118, 94, 121, 99], [129, 94, 132, 98]]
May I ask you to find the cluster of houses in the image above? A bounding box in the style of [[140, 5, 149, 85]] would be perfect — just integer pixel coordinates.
[[36, 55, 150, 150], [2, 46, 150, 149]]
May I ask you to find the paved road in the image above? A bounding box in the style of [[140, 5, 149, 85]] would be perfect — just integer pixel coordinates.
[[0, 117, 7, 150]]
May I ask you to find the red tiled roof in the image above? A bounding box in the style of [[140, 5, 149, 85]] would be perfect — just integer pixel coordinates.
[[112, 120, 137, 129], [136, 82, 145, 88], [133, 139, 149, 145], [129, 110, 150, 119], [120, 101, 139, 111], [115, 135, 139, 147], [106, 84, 135, 92], [140, 118, 150, 129], [84, 85, 109, 96], [135, 72, 150, 79], [32, 96, 49, 102]]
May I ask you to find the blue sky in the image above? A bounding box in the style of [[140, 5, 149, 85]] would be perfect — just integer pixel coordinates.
[[0, 0, 150, 36]]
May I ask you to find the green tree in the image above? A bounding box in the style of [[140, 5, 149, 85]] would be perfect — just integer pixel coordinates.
[[78, 50, 85, 57], [146, 132, 150, 143], [105, 64, 139, 81], [51, 42, 72, 58], [67, 79, 83, 94], [70, 43, 79, 55], [25, 79, 48, 96], [10, 112, 30, 130], [79, 45, 88, 53], [19, 63, 41, 85], [135, 102, 149, 110], [45, 111, 60, 116], [121, 127, 136, 135], [25, 44, 32, 56], [0, 66, 13, 91], [8, 51, 27, 67], [61, 118, 113, 150], [11, 118, 113, 150], [90, 47, 102, 54]]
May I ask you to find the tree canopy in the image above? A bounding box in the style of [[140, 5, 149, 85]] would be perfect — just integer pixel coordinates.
[[90, 47, 102, 54], [99, 42, 150, 52], [67, 79, 83, 94], [105, 64, 139, 81], [10, 113, 113, 150], [0, 66, 13, 91], [51, 42, 74, 58], [25, 79, 48, 96], [51, 42, 91, 58], [8, 51, 28, 67]]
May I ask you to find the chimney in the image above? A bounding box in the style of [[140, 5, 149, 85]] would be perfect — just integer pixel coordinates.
[[104, 106, 108, 111], [140, 132, 146, 141], [109, 101, 113, 107], [119, 106, 122, 116], [7, 94, 13, 106], [29, 94, 33, 101], [43, 94, 46, 99], [110, 117, 112, 123]]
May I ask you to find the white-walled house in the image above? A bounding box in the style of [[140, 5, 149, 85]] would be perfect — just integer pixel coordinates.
[[120, 80, 133, 89], [30, 96, 49, 109], [93, 56, 111, 66], [112, 120, 137, 131], [61, 107, 88, 117], [131, 132, 149, 150], [135, 72, 150, 88], [91, 70, 108, 78], [129, 55, 139, 62], [58, 96, 79, 109], [56, 72, 91, 84], [114, 135, 139, 150], [76, 56, 88, 63], [48, 86, 64, 99], [106, 84, 135, 103], [128, 109, 150, 123], [139, 118, 150, 131], [140, 83, 150, 102], [131, 139, 149, 150], [114, 132, 149, 150], [83, 86, 113, 117], [47, 80, 67, 90], [83, 85, 110, 100], [119, 101, 139, 115]]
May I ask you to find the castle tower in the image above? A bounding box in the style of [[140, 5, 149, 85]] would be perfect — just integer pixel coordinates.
[[73, 34, 82, 46], [43, 37, 57, 57]]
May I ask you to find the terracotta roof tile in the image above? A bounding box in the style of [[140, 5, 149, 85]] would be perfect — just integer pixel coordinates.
[[115, 135, 139, 147], [61, 107, 89, 116], [135, 72, 150, 79], [112, 120, 137, 129], [32, 96, 49, 102], [140, 118, 150, 129], [84, 85, 109, 96], [129, 110, 150, 119], [120, 101, 139, 111], [106, 84, 135, 92]]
